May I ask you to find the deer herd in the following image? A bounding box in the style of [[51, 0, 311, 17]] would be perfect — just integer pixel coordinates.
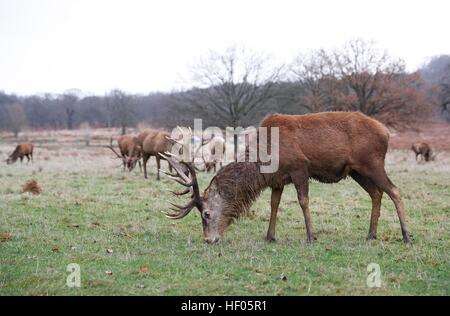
[[5, 111, 440, 246]]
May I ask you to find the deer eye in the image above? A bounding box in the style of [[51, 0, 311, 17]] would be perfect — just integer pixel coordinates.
[[204, 212, 210, 220]]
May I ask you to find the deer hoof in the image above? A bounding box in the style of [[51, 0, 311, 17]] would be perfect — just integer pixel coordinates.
[[404, 235, 413, 246], [265, 235, 276, 243], [306, 236, 316, 244], [367, 233, 377, 241]]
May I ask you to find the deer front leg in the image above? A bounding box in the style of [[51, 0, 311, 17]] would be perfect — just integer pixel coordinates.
[[266, 187, 284, 242], [293, 173, 315, 244]]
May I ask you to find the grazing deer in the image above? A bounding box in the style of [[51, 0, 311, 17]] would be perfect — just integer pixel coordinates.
[[118, 136, 142, 171], [162, 112, 412, 245], [6, 143, 34, 165], [106, 136, 142, 172], [411, 142, 434, 162], [141, 129, 175, 180], [194, 134, 225, 173]]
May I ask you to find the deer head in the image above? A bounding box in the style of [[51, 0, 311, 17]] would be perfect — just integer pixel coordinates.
[[126, 145, 142, 171], [6, 151, 17, 164], [160, 149, 229, 244]]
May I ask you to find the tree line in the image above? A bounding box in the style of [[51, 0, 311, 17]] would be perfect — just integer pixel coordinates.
[[1, 39, 449, 137]]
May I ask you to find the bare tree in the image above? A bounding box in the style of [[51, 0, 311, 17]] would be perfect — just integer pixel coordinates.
[[6, 102, 28, 137], [103, 93, 114, 128], [291, 39, 430, 126], [334, 39, 407, 115], [183, 46, 284, 128], [419, 55, 450, 121], [60, 93, 78, 130], [107, 89, 135, 135], [438, 64, 450, 119], [291, 49, 343, 112]]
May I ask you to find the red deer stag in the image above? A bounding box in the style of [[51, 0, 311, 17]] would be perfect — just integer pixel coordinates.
[[6, 143, 34, 165], [141, 129, 175, 180], [162, 112, 412, 245], [119, 136, 142, 171], [106, 136, 142, 171], [411, 142, 434, 162]]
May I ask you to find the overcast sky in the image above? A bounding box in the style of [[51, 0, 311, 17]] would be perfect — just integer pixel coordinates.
[[0, 0, 449, 95]]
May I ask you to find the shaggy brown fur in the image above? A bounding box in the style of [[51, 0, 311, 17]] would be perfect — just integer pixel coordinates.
[[200, 112, 411, 244], [21, 179, 42, 195], [411, 142, 433, 162], [136, 129, 159, 146], [118, 135, 142, 171], [6, 143, 34, 164], [205, 162, 265, 221]]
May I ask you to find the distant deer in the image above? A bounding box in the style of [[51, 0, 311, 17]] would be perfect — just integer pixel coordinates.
[[106, 136, 142, 172], [411, 142, 434, 162], [194, 134, 225, 173], [118, 136, 142, 171], [140, 129, 174, 180], [162, 112, 412, 245], [6, 143, 34, 165]]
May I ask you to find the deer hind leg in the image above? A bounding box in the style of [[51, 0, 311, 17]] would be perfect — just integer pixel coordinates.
[[156, 156, 161, 180], [266, 187, 284, 242], [350, 171, 383, 240], [292, 172, 315, 243], [363, 166, 412, 244], [143, 154, 150, 179]]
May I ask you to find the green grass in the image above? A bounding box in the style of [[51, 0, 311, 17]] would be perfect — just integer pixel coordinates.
[[0, 149, 449, 295]]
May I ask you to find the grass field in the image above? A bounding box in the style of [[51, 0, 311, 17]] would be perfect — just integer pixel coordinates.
[[0, 135, 449, 295]]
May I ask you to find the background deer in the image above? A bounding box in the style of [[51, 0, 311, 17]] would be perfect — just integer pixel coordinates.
[[411, 142, 435, 162], [6, 143, 34, 165], [194, 134, 225, 173], [140, 129, 174, 180], [162, 112, 412, 245], [118, 135, 142, 171]]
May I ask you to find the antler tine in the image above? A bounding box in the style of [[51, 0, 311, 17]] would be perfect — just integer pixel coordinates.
[[159, 153, 192, 183], [160, 168, 178, 177], [167, 175, 192, 187], [169, 188, 191, 196], [176, 125, 193, 138], [164, 200, 196, 219], [105, 144, 124, 160], [165, 134, 183, 146]]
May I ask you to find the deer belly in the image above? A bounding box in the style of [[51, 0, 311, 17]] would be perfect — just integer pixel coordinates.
[[309, 164, 351, 183]]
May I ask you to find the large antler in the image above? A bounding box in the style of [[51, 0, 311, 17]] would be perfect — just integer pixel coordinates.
[[160, 139, 203, 219], [105, 137, 125, 161]]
